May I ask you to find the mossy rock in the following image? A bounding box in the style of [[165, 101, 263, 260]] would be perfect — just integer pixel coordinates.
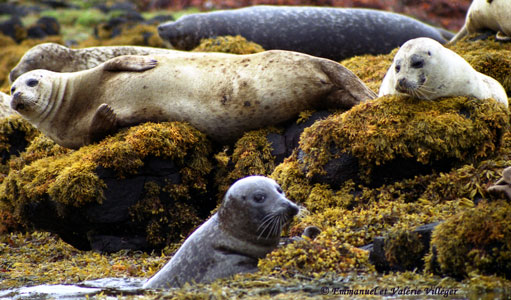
[[258, 227, 373, 277], [298, 95, 509, 188], [425, 200, 511, 280], [78, 24, 164, 48], [192, 35, 265, 54], [0, 115, 40, 168], [0, 121, 215, 252]]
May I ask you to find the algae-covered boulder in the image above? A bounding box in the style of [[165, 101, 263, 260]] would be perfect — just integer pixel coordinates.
[[425, 200, 511, 279], [0, 122, 215, 252], [298, 95, 509, 188]]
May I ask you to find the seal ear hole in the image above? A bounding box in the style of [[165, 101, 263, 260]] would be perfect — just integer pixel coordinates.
[[10, 87, 16, 94], [427, 51, 432, 56], [253, 193, 266, 203], [26, 79, 39, 87]]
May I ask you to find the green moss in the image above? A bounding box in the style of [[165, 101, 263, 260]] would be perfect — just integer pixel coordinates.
[[78, 24, 165, 48], [299, 95, 509, 182], [215, 128, 282, 198], [259, 228, 373, 277], [192, 35, 265, 54], [425, 200, 511, 279], [384, 228, 426, 271]]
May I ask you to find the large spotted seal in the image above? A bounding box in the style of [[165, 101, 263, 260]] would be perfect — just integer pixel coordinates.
[[450, 0, 511, 44], [379, 37, 508, 107], [143, 176, 299, 288], [158, 6, 454, 61], [9, 43, 177, 83], [10, 50, 376, 149]]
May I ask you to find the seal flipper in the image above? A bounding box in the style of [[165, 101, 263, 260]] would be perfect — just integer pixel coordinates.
[[88, 103, 119, 144], [496, 31, 511, 42], [103, 55, 157, 72]]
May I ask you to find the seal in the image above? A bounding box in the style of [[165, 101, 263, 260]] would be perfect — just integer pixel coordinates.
[[143, 175, 299, 288], [9, 50, 376, 149], [378, 37, 508, 107], [157, 6, 454, 61], [450, 0, 511, 44], [9, 43, 177, 83], [0, 92, 16, 118]]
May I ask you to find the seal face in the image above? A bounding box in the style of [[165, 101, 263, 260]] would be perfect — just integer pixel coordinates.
[[450, 0, 511, 43], [143, 176, 299, 288], [10, 50, 376, 149], [158, 6, 453, 61], [379, 37, 508, 107], [9, 43, 176, 83]]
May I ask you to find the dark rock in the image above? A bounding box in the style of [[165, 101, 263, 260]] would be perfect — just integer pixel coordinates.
[[37, 16, 60, 35], [0, 16, 24, 42], [266, 133, 287, 164], [284, 111, 332, 157], [88, 233, 149, 252], [364, 222, 440, 273], [41, 0, 79, 9]]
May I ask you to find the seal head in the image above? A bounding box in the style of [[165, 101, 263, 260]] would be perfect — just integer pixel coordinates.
[[10, 70, 55, 123], [143, 176, 299, 288]]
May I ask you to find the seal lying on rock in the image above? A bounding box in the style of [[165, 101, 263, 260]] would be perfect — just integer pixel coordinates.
[[10, 50, 376, 149], [450, 0, 511, 44], [488, 166, 511, 199], [143, 176, 299, 288], [157, 6, 454, 61], [379, 37, 508, 107], [9, 43, 177, 83]]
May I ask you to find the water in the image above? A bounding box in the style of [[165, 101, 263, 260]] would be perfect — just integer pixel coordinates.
[[0, 278, 146, 300]]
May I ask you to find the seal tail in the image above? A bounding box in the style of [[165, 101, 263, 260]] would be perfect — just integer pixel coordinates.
[[319, 60, 377, 109]]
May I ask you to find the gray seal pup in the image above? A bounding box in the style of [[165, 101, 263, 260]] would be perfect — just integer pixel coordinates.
[[143, 176, 299, 288], [9, 43, 177, 83], [9, 50, 376, 149], [157, 5, 454, 61], [379, 37, 508, 107], [450, 0, 511, 44]]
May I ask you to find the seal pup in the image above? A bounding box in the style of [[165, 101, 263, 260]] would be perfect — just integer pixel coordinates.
[[158, 6, 454, 61], [143, 176, 299, 288], [450, 0, 511, 44], [379, 37, 508, 107], [9, 43, 177, 83], [488, 166, 511, 200], [10, 50, 376, 149]]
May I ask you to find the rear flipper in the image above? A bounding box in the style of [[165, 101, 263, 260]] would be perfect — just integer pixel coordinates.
[[496, 31, 511, 42], [320, 60, 376, 109], [88, 103, 119, 144]]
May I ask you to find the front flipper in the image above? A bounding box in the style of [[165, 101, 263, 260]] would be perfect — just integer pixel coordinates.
[[496, 31, 511, 42], [88, 103, 119, 144], [103, 55, 157, 72]]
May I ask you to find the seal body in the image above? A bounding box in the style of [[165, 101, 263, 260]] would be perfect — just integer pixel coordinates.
[[158, 6, 453, 61], [450, 0, 511, 43], [9, 43, 177, 83], [0, 92, 16, 118], [379, 37, 508, 107], [10, 50, 376, 149], [143, 176, 299, 288]]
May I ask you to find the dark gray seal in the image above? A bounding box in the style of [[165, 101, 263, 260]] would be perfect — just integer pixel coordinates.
[[143, 176, 299, 288], [158, 6, 454, 61]]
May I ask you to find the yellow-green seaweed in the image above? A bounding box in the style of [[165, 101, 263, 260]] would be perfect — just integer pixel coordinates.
[[425, 200, 511, 279], [192, 35, 265, 54]]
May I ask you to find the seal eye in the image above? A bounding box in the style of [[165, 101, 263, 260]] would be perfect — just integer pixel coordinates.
[[10, 87, 16, 94], [395, 65, 401, 73], [411, 60, 424, 69], [253, 193, 266, 203], [427, 51, 432, 56], [26, 79, 39, 87]]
